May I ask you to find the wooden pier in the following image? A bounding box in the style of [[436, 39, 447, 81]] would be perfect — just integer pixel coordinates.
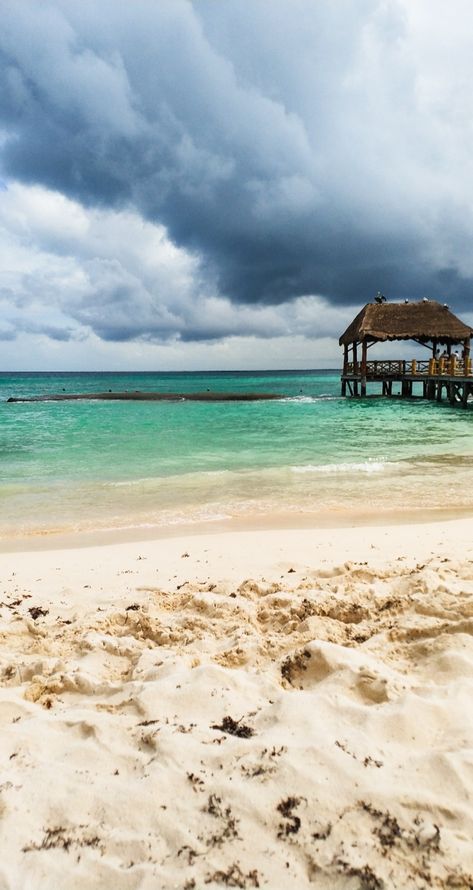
[[341, 358, 473, 406], [339, 299, 473, 407]]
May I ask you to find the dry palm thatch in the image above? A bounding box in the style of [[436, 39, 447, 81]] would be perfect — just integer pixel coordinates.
[[339, 300, 472, 345]]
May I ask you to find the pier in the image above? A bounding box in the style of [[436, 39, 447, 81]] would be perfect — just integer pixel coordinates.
[[341, 358, 473, 406], [340, 299, 473, 407]]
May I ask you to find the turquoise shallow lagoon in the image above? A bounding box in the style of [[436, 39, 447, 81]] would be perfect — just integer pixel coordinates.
[[1, 370, 472, 537]]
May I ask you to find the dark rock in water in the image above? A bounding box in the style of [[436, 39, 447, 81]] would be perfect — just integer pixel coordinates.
[[7, 391, 282, 403]]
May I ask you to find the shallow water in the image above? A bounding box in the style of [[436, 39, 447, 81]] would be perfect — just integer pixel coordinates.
[[0, 370, 472, 536]]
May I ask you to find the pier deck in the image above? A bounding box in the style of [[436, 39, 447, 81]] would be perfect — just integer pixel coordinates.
[[341, 359, 473, 406]]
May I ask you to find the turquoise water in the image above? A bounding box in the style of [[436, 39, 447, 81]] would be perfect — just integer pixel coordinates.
[[1, 370, 472, 537]]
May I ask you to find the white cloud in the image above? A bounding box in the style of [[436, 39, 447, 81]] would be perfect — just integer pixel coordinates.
[[0, 181, 356, 367], [1, 1, 473, 370]]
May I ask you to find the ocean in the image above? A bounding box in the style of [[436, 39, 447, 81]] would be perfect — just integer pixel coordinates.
[[1, 370, 472, 538]]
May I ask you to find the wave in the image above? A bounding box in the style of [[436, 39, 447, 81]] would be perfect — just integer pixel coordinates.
[[291, 460, 393, 475], [97, 461, 394, 489], [278, 395, 339, 403], [104, 469, 232, 488]]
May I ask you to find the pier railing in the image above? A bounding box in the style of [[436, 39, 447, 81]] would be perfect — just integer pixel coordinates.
[[344, 358, 473, 378]]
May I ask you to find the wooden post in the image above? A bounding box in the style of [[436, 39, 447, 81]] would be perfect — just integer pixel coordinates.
[[360, 341, 367, 397], [341, 343, 348, 396], [350, 340, 359, 396], [464, 338, 471, 372], [411, 359, 417, 375]]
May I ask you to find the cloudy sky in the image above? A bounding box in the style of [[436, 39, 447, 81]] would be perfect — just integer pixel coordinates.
[[1, 0, 472, 370]]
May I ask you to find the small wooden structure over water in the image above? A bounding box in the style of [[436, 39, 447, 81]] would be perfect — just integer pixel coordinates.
[[340, 299, 473, 406]]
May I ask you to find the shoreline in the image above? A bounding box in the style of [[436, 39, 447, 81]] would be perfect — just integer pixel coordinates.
[[1, 502, 473, 553], [1, 512, 473, 591]]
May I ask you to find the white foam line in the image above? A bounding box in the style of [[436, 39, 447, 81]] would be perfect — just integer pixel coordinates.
[[291, 461, 393, 475]]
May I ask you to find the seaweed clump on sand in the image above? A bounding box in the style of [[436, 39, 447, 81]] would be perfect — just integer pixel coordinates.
[[276, 797, 302, 837], [211, 716, 255, 738]]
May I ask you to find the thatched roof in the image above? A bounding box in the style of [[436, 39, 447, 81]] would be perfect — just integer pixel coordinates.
[[339, 300, 473, 345]]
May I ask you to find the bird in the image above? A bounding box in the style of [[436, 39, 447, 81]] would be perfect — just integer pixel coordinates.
[[374, 291, 386, 304], [404, 299, 409, 303], [422, 297, 429, 302]]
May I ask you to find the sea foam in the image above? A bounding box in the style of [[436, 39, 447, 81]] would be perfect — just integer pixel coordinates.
[[291, 460, 391, 475]]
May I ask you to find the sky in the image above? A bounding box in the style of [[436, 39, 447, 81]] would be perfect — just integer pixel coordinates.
[[1, 0, 473, 371]]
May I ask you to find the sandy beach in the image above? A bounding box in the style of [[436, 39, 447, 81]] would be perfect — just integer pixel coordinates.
[[3, 0, 473, 886], [1, 517, 473, 889]]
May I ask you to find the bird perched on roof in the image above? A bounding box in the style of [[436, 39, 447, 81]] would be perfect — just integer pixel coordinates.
[[422, 297, 429, 302], [374, 291, 386, 304]]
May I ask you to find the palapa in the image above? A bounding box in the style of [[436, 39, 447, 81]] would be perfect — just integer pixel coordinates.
[[339, 300, 473, 346]]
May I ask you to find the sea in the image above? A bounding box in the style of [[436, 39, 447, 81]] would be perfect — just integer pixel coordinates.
[[1, 370, 472, 539]]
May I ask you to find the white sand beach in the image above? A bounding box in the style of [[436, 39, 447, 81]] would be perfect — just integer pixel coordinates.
[[1, 518, 473, 889]]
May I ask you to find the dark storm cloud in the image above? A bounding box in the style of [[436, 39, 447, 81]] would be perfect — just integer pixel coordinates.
[[1, 0, 472, 346]]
